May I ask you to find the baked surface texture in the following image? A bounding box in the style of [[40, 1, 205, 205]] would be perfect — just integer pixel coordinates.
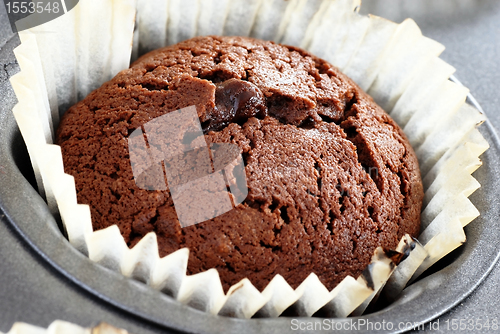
[[56, 36, 423, 292]]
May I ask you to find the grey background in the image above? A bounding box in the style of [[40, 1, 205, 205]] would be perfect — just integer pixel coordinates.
[[1, 0, 500, 332]]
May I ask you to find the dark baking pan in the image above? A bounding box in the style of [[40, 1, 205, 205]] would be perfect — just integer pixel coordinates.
[[2, 22, 500, 334]]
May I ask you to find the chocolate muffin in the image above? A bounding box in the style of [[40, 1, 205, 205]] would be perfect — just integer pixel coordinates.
[[56, 36, 423, 292]]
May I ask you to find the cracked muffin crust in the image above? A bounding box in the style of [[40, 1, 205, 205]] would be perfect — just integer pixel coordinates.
[[56, 36, 423, 292]]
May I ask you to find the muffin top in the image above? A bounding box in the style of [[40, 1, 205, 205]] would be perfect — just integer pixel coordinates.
[[56, 36, 423, 292]]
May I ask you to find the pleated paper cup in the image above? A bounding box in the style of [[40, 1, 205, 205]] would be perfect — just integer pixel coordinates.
[[10, 0, 488, 319], [2, 321, 129, 334]]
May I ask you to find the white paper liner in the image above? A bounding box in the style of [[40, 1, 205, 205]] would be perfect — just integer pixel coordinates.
[[417, 103, 486, 175], [278, 0, 331, 46], [177, 268, 226, 314], [342, 15, 398, 91], [13, 32, 53, 142], [92, 323, 129, 334], [11, 100, 48, 202], [218, 278, 269, 318], [403, 80, 469, 149], [315, 246, 401, 318], [328, 11, 371, 71], [136, 0, 169, 54], [197, 0, 231, 37], [3, 321, 128, 334], [367, 22, 445, 112], [254, 275, 298, 318], [250, 0, 290, 41], [350, 248, 400, 316], [303, 0, 361, 57], [10, 0, 489, 319], [167, 0, 200, 46], [379, 235, 427, 304], [319, 276, 373, 318], [149, 247, 189, 298], [390, 57, 456, 127], [3, 323, 47, 334], [285, 273, 332, 317], [223, 0, 262, 37]]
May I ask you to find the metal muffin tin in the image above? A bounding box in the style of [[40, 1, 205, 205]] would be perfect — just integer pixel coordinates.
[[2, 6, 500, 334]]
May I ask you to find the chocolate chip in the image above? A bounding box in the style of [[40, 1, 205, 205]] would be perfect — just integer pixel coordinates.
[[206, 79, 267, 132]]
